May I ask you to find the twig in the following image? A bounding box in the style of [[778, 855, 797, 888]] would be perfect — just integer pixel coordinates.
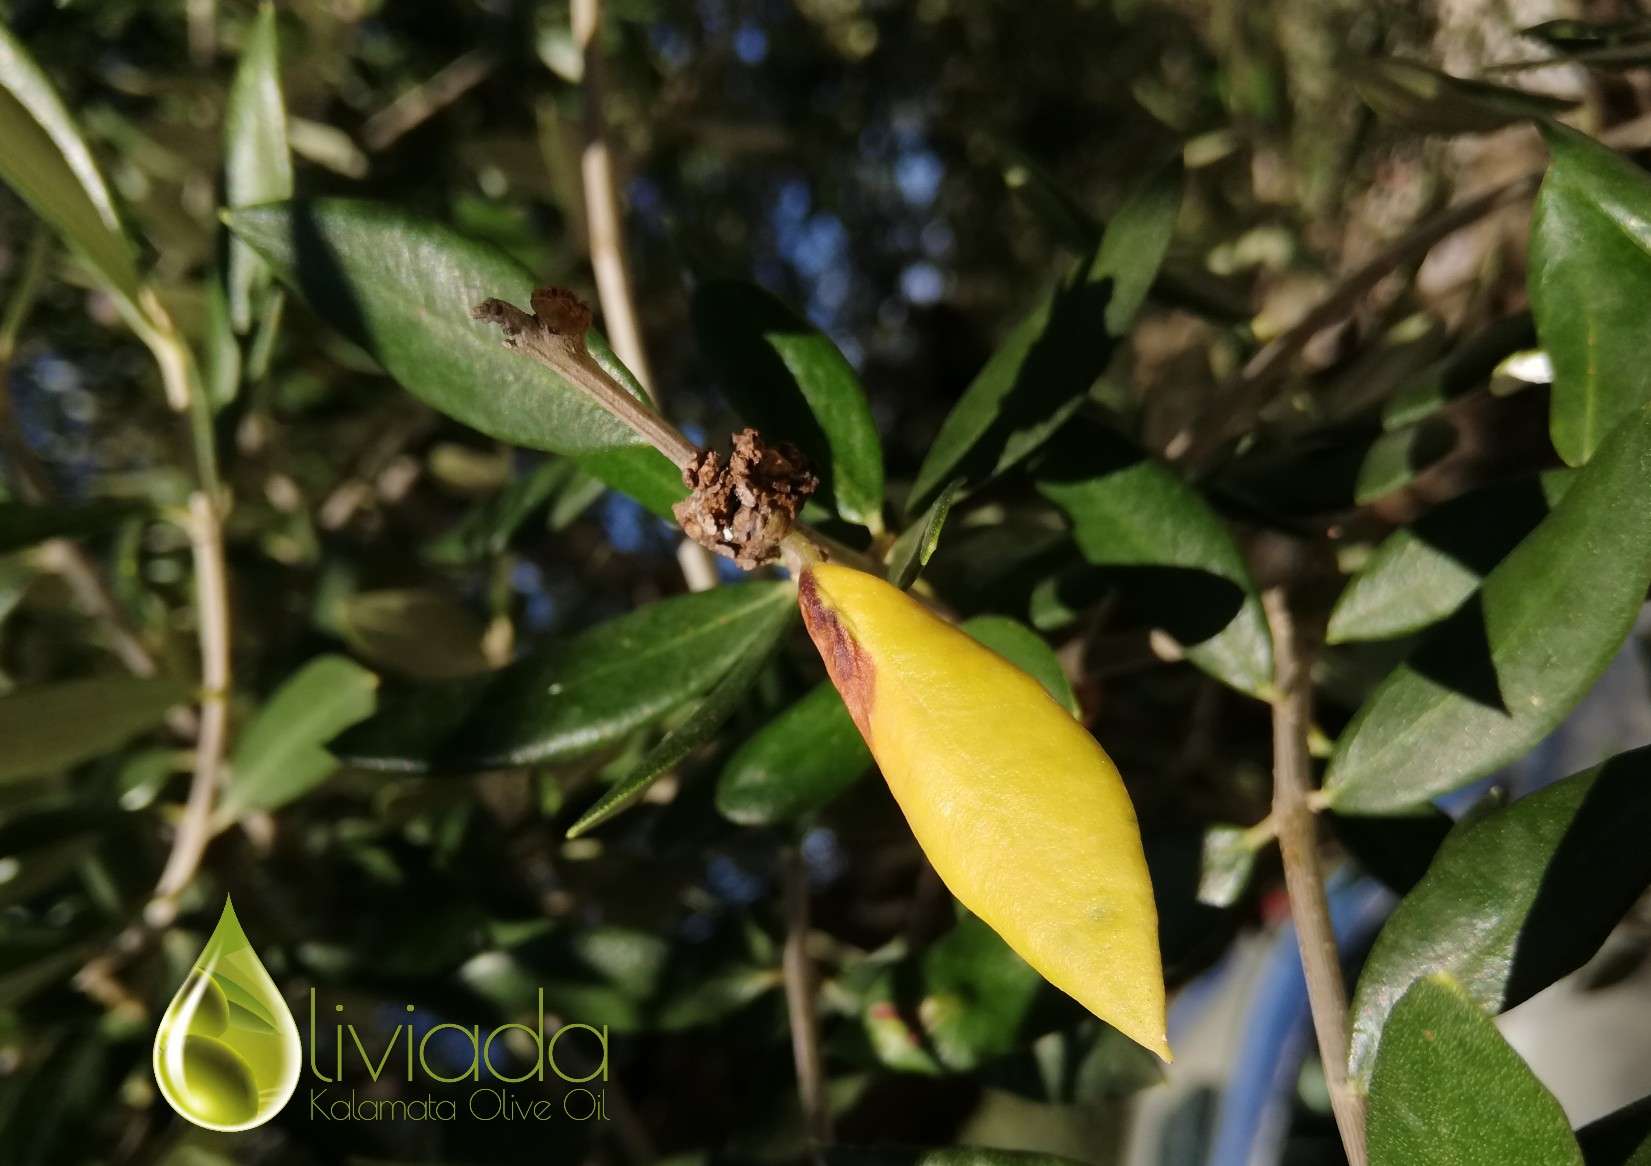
[[573, 0, 655, 397], [361, 48, 498, 152], [473, 290, 698, 467], [148, 489, 231, 924], [473, 291, 890, 578], [1263, 586, 1365, 1166], [569, 0, 720, 592], [1172, 112, 1651, 470], [782, 848, 832, 1154]]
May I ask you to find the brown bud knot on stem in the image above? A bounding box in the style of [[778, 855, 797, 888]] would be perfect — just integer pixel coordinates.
[[471, 287, 593, 355], [674, 429, 818, 569]]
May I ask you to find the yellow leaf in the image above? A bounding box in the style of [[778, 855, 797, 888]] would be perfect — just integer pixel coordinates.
[[799, 563, 1170, 1060]]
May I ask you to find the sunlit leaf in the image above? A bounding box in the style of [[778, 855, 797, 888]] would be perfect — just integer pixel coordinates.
[[885, 478, 961, 590], [1327, 472, 1573, 645], [1531, 123, 1651, 466], [224, 200, 684, 514], [714, 614, 1073, 825]]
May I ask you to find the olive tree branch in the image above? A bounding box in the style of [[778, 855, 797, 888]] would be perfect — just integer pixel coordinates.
[[472, 291, 698, 467], [472, 290, 882, 577], [782, 847, 832, 1155], [75, 300, 233, 1015], [573, 0, 655, 398], [569, 0, 718, 591], [1263, 586, 1365, 1166]]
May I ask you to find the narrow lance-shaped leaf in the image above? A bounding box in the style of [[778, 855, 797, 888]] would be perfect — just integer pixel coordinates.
[[715, 613, 1076, 826], [1327, 471, 1573, 645], [0, 24, 142, 308], [693, 280, 884, 529], [424, 459, 571, 565], [1324, 404, 1651, 814], [339, 588, 490, 679], [224, 2, 293, 334], [0, 675, 188, 784], [1367, 974, 1582, 1166], [907, 160, 1182, 512], [885, 478, 962, 590], [1352, 417, 1456, 504], [1034, 421, 1272, 698], [1349, 745, 1651, 1082], [566, 603, 794, 838], [1350, 56, 1574, 134], [334, 582, 794, 774], [224, 200, 684, 514], [1530, 123, 1651, 467], [221, 655, 379, 818]]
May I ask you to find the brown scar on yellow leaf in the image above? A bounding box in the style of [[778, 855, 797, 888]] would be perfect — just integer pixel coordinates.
[[798, 570, 876, 743]]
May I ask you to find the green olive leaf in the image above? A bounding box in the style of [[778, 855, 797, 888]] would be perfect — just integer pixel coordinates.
[[221, 655, 379, 818], [1531, 123, 1651, 467], [1034, 421, 1272, 698], [223, 3, 292, 334], [565, 603, 793, 838], [1350, 56, 1575, 135], [1349, 746, 1651, 1082], [885, 478, 962, 590], [334, 582, 795, 775], [857, 914, 1051, 1075], [0, 676, 189, 784], [1327, 472, 1574, 645], [1368, 974, 1582, 1166], [715, 681, 870, 826], [1324, 405, 1651, 814], [0, 24, 142, 310], [907, 161, 1182, 512], [223, 199, 684, 514]]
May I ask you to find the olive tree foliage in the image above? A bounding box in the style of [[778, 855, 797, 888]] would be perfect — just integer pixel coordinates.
[[1, 2, 1650, 1164]]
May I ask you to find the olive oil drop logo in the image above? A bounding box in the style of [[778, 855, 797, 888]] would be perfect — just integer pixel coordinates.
[[152, 897, 302, 1131]]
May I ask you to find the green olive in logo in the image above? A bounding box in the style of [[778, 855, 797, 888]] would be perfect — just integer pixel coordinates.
[[152, 897, 301, 1131]]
